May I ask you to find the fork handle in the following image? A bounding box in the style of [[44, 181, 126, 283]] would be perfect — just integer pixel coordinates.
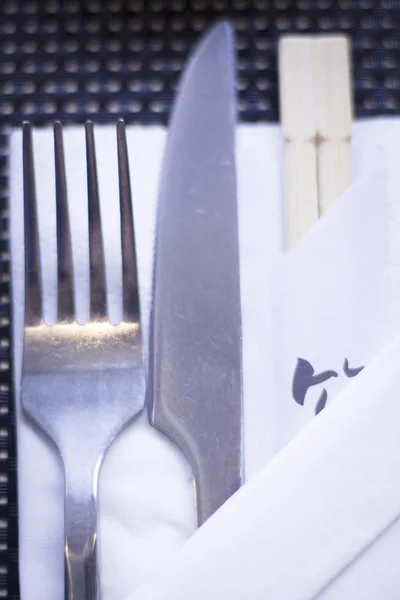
[[64, 476, 99, 600]]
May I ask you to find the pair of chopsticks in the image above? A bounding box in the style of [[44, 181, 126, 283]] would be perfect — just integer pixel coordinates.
[[279, 35, 353, 248]]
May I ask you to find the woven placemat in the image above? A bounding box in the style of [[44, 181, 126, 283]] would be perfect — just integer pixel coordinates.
[[0, 0, 399, 597]]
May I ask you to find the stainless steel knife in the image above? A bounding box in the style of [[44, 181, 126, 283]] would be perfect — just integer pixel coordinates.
[[148, 21, 243, 527]]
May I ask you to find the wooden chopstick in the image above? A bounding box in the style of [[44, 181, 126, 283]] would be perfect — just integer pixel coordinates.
[[315, 36, 352, 214], [279, 36, 318, 248]]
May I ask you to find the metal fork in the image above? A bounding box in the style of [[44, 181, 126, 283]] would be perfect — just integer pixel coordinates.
[[21, 120, 146, 600]]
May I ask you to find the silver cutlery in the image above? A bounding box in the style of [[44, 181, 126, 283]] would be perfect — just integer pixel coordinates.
[[21, 120, 145, 599], [149, 21, 243, 526]]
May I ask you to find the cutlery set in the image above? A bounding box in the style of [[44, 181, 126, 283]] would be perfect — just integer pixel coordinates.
[[17, 14, 356, 599], [20, 21, 242, 598], [7, 0, 400, 596]]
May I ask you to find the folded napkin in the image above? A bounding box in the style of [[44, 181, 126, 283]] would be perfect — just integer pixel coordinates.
[[9, 117, 400, 600], [129, 336, 400, 600], [268, 156, 389, 458]]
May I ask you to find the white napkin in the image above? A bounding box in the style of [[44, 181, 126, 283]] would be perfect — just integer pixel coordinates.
[[268, 160, 389, 457], [9, 118, 400, 600], [129, 336, 400, 600]]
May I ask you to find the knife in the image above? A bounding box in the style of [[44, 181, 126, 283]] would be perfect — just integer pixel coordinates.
[[148, 21, 243, 527]]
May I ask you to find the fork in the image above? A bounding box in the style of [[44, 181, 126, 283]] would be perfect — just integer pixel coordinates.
[[21, 120, 146, 600]]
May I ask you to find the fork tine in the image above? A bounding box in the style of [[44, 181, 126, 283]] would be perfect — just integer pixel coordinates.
[[116, 120, 140, 322], [23, 121, 43, 326], [54, 121, 75, 322], [85, 121, 107, 320]]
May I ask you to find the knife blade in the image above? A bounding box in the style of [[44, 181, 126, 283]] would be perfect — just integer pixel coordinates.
[[148, 21, 243, 527]]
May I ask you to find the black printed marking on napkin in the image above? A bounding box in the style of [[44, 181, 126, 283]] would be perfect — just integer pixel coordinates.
[[292, 357, 365, 415]]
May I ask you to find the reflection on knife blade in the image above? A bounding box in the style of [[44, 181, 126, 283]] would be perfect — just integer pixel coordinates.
[[148, 21, 243, 527]]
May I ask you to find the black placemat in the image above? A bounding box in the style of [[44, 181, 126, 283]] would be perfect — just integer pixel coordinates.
[[1, 0, 399, 597]]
